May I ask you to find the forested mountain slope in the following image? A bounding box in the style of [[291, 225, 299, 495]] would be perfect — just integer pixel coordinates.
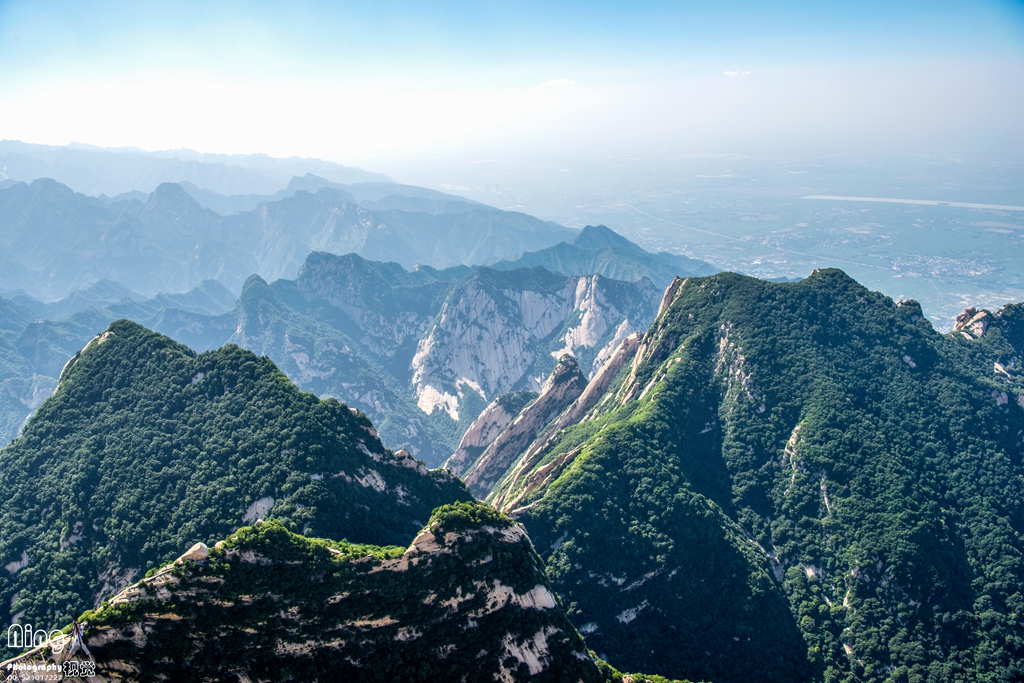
[[0, 320, 469, 650], [0, 282, 238, 447], [491, 269, 1024, 683]]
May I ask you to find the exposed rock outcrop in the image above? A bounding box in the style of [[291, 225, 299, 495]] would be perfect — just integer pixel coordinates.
[[462, 356, 588, 498], [491, 332, 642, 511], [953, 306, 992, 339], [0, 506, 603, 683], [657, 276, 686, 317], [444, 390, 538, 477], [412, 269, 657, 422]]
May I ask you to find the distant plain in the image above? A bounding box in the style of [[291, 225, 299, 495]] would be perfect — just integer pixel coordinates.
[[406, 153, 1024, 329]]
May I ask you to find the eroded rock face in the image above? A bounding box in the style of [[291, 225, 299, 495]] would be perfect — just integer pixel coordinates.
[[0, 506, 603, 683], [491, 333, 642, 512], [178, 542, 209, 563], [444, 390, 538, 477], [412, 270, 657, 422], [953, 306, 992, 339], [463, 356, 588, 498]]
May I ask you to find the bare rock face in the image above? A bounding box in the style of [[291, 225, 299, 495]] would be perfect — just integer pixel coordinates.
[[954, 306, 992, 339], [492, 332, 642, 512], [462, 356, 588, 498], [657, 276, 686, 317], [444, 390, 537, 477], [411, 275, 574, 420], [411, 269, 657, 423], [178, 542, 209, 563]]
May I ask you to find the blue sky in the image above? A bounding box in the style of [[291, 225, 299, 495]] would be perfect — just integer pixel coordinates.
[[1, 0, 1022, 160]]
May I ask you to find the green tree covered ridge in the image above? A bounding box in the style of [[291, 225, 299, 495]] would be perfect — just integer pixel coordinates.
[[493, 269, 1024, 683], [1, 503, 690, 683], [0, 320, 470, 646]]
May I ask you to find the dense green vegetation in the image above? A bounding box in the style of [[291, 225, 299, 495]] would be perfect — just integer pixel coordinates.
[[502, 269, 1024, 683], [68, 503, 604, 682], [0, 320, 469, 653], [0, 281, 237, 447]]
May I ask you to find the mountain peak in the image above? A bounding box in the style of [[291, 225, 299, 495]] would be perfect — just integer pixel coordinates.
[[573, 224, 641, 251], [2, 320, 470, 638], [545, 353, 587, 392], [149, 181, 194, 202], [143, 182, 211, 220]]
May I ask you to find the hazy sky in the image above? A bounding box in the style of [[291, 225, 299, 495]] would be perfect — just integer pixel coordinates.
[[1, 0, 1022, 163]]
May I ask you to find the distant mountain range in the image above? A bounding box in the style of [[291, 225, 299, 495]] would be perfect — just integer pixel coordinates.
[[174, 173, 488, 216], [0, 170, 716, 463], [0, 280, 238, 447], [226, 256, 654, 464], [0, 248, 676, 463], [0, 141, 718, 304], [493, 223, 718, 290], [0, 177, 578, 300], [0, 140, 391, 196]]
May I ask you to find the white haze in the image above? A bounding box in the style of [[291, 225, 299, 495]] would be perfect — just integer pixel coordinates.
[[1, 56, 1021, 168]]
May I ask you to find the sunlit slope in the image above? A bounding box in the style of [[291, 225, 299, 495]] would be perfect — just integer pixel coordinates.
[[0, 320, 470, 642], [499, 269, 1024, 683]]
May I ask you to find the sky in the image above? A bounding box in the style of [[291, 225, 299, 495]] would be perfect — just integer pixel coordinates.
[[1, 0, 1023, 164]]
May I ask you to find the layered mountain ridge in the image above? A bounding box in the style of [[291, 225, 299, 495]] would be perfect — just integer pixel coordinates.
[[0, 281, 239, 447], [2, 268, 1024, 682], [0, 324, 685, 681], [0, 249, 665, 464], [0, 178, 575, 300], [470, 269, 1024, 683], [0, 140, 390, 196]]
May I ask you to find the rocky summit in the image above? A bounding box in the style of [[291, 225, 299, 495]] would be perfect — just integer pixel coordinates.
[[1, 504, 608, 683], [461, 355, 588, 499]]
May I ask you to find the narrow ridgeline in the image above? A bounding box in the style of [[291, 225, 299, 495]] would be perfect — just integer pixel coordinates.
[[1, 504, 689, 683]]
